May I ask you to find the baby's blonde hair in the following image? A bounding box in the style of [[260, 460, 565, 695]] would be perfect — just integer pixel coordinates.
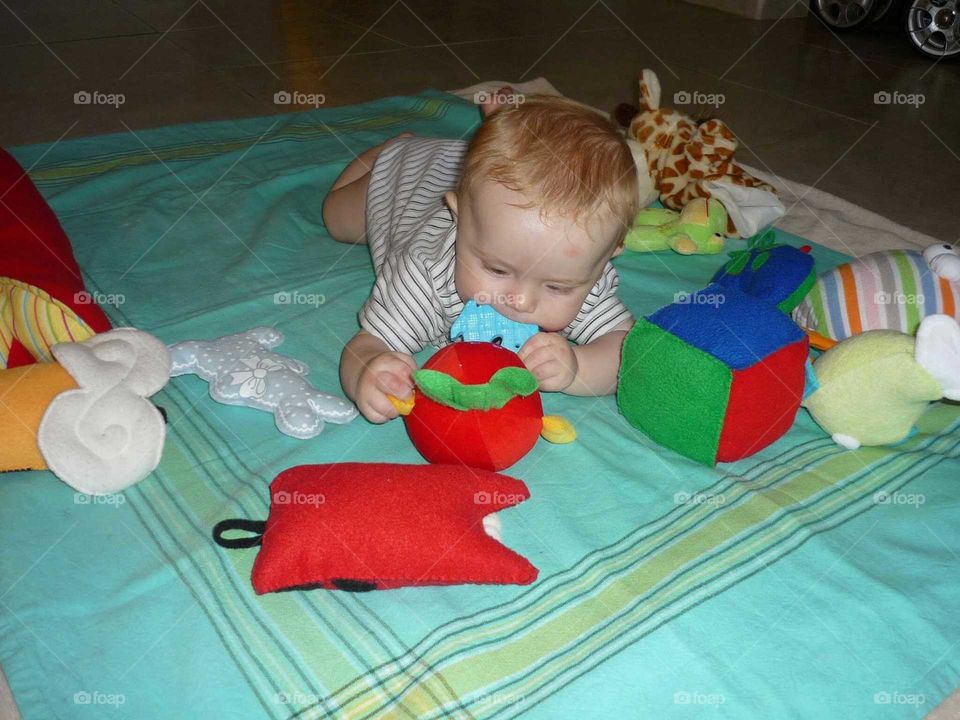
[[458, 95, 639, 247]]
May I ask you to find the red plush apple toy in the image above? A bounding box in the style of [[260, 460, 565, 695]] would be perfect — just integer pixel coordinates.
[[390, 342, 575, 471]]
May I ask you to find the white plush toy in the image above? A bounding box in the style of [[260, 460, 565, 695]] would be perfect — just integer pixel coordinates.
[[0, 328, 171, 495], [168, 327, 358, 439]]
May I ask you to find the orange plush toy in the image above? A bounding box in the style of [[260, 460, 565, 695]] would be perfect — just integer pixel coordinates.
[[0, 328, 171, 494], [0, 148, 170, 494]]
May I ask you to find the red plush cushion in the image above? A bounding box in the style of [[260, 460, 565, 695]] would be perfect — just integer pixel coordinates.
[[403, 342, 544, 470], [245, 463, 538, 593], [0, 148, 112, 366]]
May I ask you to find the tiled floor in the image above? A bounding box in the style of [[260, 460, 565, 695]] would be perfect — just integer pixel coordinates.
[[0, 4, 958, 719], [1, 0, 958, 242]]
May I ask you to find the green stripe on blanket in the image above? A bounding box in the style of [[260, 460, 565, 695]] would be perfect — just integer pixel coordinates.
[[2, 90, 958, 720]]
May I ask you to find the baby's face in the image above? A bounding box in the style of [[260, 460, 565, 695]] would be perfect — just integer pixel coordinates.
[[448, 180, 622, 333]]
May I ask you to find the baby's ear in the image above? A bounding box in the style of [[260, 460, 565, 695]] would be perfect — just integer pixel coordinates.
[[444, 191, 459, 219]]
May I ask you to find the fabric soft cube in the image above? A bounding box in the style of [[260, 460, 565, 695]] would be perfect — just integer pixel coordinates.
[[618, 319, 731, 465], [649, 284, 806, 369], [619, 315, 807, 465], [618, 237, 814, 466]]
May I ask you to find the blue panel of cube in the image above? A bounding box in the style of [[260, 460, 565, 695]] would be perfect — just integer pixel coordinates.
[[646, 283, 805, 370]]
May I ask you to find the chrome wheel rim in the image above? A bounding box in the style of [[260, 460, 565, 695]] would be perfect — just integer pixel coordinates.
[[813, 0, 876, 27], [907, 0, 960, 56]]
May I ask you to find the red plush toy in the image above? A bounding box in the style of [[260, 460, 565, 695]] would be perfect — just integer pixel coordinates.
[[213, 462, 538, 592], [0, 147, 112, 368], [390, 342, 575, 471]]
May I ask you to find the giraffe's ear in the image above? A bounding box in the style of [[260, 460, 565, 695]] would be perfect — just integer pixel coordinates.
[[639, 69, 660, 111]]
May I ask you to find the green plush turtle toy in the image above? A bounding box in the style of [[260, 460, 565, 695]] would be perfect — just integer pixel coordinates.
[[625, 197, 728, 255]]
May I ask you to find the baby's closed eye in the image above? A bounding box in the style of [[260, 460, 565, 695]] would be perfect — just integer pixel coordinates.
[[485, 265, 509, 277]]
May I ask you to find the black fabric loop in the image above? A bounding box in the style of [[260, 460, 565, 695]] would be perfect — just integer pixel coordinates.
[[332, 578, 378, 592], [212, 519, 266, 549]]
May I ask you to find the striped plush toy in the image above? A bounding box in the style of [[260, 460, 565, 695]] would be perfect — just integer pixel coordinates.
[[793, 246, 960, 350]]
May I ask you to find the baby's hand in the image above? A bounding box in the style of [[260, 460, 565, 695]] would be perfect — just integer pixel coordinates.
[[356, 351, 417, 423], [518, 332, 579, 392]]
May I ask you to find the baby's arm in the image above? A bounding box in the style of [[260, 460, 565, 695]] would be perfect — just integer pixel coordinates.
[[519, 319, 632, 396], [567, 320, 633, 395], [340, 330, 417, 423]]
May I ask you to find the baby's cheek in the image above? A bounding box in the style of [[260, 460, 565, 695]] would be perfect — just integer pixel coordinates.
[[539, 294, 585, 332], [453, 261, 481, 304]]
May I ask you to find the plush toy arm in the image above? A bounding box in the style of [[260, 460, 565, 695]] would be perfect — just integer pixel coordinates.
[[625, 224, 670, 252], [923, 244, 960, 282], [275, 356, 310, 376], [668, 232, 699, 256], [916, 314, 960, 400], [169, 340, 207, 375]]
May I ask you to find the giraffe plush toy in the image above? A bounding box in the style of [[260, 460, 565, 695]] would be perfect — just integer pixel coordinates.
[[620, 69, 783, 239]]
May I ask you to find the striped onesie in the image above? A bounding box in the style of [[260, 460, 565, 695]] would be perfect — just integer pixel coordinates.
[[357, 136, 632, 354]]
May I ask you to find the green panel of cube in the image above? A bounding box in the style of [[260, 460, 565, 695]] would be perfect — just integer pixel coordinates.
[[617, 318, 733, 465]]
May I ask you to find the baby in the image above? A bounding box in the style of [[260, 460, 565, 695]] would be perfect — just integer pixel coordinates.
[[323, 94, 639, 423]]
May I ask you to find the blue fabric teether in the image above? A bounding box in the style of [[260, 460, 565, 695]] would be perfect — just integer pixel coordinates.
[[450, 300, 539, 352]]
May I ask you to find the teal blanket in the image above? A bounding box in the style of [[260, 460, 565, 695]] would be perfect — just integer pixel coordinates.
[[2, 91, 958, 719]]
